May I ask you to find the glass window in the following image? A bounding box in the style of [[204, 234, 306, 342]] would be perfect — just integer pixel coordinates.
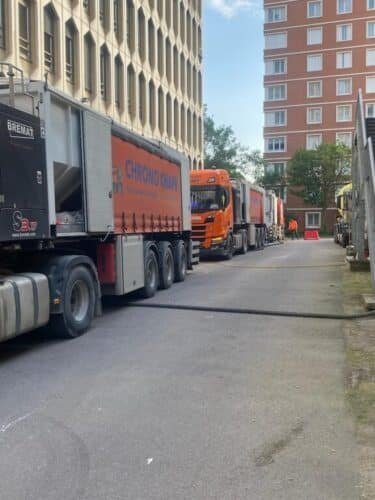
[[265, 58, 286, 75], [336, 24, 352, 41], [266, 136, 286, 152], [307, 27, 322, 45], [307, 107, 322, 124], [0, 0, 5, 49], [306, 212, 321, 228], [336, 78, 352, 95], [265, 32, 287, 49], [366, 103, 375, 117], [336, 51, 352, 69], [336, 105, 352, 122], [307, 80, 322, 97], [265, 84, 286, 101], [367, 48, 375, 66], [307, 54, 322, 71], [44, 6, 55, 73], [337, 0, 352, 14], [19, 1, 32, 60], [366, 76, 375, 93], [336, 132, 352, 147], [306, 134, 322, 149], [367, 21, 375, 38], [369, 0, 375, 10], [307, 1, 322, 18], [266, 6, 286, 23], [265, 110, 286, 126], [65, 21, 75, 83]]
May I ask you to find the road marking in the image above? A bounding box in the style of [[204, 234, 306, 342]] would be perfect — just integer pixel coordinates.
[[0, 410, 36, 434]]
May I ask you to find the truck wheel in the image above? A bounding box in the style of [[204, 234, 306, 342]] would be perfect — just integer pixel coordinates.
[[174, 241, 187, 282], [239, 231, 247, 254], [255, 229, 259, 250], [50, 266, 95, 339], [223, 235, 234, 260], [141, 248, 159, 298], [159, 244, 175, 289]]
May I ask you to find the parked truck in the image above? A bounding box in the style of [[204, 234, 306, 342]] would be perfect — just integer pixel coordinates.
[[0, 73, 198, 342], [190, 169, 267, 258]]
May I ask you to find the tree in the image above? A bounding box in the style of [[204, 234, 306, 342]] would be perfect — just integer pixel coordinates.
[[204, 108, 263, 178], [288, 143, 351, 231]]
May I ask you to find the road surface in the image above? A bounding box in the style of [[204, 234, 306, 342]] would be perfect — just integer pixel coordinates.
[[0, 240, 360, 499]]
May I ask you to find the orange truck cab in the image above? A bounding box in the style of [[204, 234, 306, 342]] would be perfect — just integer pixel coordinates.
[[190, 169, 266, 259]]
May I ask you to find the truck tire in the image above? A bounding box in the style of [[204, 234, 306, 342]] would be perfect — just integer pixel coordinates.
[[255, 229, 259, 250], [49, 266, 95, 339], [159, 243, 175, 289], [223, 234, 234, 260], [239, 231, 247, 254], [174, 240, 187, 282], [141, 248, 159, 298]]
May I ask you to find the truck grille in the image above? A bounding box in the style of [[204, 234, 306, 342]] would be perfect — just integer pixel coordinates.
[[192, 224, 206, 243]]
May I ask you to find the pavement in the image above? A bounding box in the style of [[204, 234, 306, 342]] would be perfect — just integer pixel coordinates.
[[0, 239, 361, 499]]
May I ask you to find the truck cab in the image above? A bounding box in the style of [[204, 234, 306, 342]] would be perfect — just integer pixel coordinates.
[[190, 169, 233, 256]]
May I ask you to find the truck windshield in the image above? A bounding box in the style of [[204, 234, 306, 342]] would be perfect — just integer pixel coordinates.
[[191, 186, 229, 212]]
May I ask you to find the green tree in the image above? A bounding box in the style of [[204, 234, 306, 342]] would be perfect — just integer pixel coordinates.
[[204, 108, 263, 178], [288, 143, 351, 231]]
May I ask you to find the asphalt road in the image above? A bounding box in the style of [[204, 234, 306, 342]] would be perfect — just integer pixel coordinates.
[[0, 240, 361, 499]]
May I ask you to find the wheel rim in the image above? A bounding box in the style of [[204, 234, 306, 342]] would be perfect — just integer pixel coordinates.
[[147, 257, 156, 289], [70, 280, 90, 323]]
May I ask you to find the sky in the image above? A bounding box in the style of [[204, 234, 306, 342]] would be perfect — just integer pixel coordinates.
[[203, 0, 264, 152]]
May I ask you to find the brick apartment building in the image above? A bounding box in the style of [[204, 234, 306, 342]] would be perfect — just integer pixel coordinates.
[[264, 0, 375, 232]]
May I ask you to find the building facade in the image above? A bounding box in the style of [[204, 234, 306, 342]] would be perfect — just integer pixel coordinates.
[[0, 0, 203, 168], [264, 0, 375, 231]]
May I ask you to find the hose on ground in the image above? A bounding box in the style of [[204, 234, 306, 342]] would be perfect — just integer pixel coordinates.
[[128, 302, 375, 321]]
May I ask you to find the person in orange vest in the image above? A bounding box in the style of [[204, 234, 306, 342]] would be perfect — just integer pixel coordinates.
[[288, 218, 299, 240]]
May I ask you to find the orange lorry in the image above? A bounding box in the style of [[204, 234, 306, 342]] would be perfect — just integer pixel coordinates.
[[190, 169, 266, 259]]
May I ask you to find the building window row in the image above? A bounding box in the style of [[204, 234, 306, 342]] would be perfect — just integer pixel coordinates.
[[266, 0, 375, 23], [265, 79, 356, 100], [265, 132, 352, 153], [264, 105, 352, 127]]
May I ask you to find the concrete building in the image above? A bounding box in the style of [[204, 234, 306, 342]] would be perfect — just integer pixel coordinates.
[[263, 0, 375, 232], [0, 0, 203, 168]]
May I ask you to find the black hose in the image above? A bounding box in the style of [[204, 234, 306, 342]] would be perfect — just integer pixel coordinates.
[[128, 302, 375, 321]]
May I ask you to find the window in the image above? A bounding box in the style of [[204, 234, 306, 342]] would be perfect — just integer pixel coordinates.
[[367, 48, 375, 66], [265, 110, 286, 126], [369, 0, 375, 10], [307, 107, 322, 124], [139, 73, 146, 126], [336, 51, 352, 69], [65, 20, 75, 83], [265, 84, 286, 101], [44, 6, 56, 73], [366, 103, 375, 117], [99, 0, 108, 29], [336, 24, 352, 41], [266, 136, 286, 152], [268, 162, 286, 175], [307, 54, 322, 71], [306, 134, 322, 150], [19, 1, 32, 60], [148, 20, 155, 69], [336, 132, 352, 147], [84, 33, 95, 94], [307, 27, 322, 45], [336, 78, 352, 95], [266, 6, 286, 23], [158, 86, 164, 133], [174, 99, 179, 141], [0, 0, 5, 49], [114, 0, 120, 35], [366, 76, 375, 93], [114, 55, 124, 109], [307, 1, 322, 18], [126, 0, 135, 53], [337, 0, 352, 14], [265, 58, 286, 75], [157, 29, 164, 76], [265, 32, 287, 50], [138, 9, 146, 62], [306, 212, 321, 229], [307, 80, 322, 97], [127, 65, 136, 119], [100, 45, 110, 101], [367, 21, 375, 38], [149, 80, 156, 130], [336, 104, 352, 122]]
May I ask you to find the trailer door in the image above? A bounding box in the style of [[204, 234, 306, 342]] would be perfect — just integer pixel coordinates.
[[82, 111, 113, 233]]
